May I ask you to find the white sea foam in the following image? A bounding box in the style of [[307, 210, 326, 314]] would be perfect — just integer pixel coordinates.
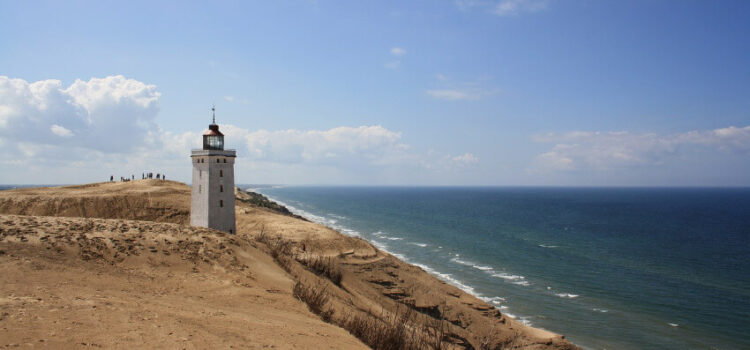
[[503, 312, 532, 325], [555, 293, 579, 299], [480, 296, 506, 305], [410, 242, 428, 247], [492, 272, 531, 287], [492, 272, 525, 281], [593, 308, 608, 313], [451, 257, 476, 266], [254, 189, 537, 328], [539, 244, 558, 248], [668, 323, 679, 327], [412, 262, 477, 295]]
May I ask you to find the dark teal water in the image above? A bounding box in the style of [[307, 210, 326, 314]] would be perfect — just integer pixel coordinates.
[[252, 186, 750, 350]]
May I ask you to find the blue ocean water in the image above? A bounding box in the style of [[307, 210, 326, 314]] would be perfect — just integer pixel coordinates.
[[252, 186, 750, 350]]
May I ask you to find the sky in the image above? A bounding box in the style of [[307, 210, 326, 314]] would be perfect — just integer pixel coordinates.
[[1, 0, 749, 186]]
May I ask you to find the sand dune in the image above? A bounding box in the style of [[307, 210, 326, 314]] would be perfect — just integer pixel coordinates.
[[0, 181, 578, 349]]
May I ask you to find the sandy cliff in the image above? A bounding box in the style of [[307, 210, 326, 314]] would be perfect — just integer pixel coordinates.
[[0, 181, 579, 350]]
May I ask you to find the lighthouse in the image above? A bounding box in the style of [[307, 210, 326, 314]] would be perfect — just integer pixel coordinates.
[[190, 107, 236, 234]]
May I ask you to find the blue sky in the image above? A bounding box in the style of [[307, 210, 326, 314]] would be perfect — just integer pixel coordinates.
[[1, 0, 749, 185]]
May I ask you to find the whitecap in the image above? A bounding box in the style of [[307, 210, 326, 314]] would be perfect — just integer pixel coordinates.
[[492, 272, 525, 281], [511, 280, 531, 286], [593, 308, 608, 313], [480, 296, 506, 305], [517, 316, 533, 326], [539, 244, 558, 248], [668, 323, 679, 327], [409, 242, 428, 247], [473, 265, 494, 271], [385, 236, 403, 241], [451, 257, 476, 266], [555, 293, 579, 299]]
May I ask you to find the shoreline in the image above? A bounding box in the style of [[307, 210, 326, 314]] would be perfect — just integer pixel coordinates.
[[249, 188, 562, 338]]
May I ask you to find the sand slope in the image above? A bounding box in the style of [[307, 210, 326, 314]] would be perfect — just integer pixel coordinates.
[[0, 214, 367, 349], [0, 181, 578, 349]]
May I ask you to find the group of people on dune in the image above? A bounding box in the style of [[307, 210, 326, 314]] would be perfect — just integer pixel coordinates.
[[109, 172, 166, 182]]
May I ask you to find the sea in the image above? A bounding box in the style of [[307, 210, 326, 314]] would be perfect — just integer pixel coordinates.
[[247, 186, 750, 350]]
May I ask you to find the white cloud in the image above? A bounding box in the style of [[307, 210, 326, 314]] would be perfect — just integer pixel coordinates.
[[385, 47, 406, 69], [426, 89, 480, 101], [493, 0, 549, 16], [455, 0, 549, 16], [0, 75, 160, 154], [531, 126, 750, 172], [390, 47, 407, 56], [1, 75, 479, 184], [224, 96, 235, 102], [452, 153, 479, 164], [50, 124, 73, 137]]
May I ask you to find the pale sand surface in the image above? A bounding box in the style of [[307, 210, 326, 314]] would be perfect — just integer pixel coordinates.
[[0, 180, 578, 349]]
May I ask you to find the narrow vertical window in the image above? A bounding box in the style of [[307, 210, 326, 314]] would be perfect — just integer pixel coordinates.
[[199, 185, 202, 193], [220, 200, 224, 207], [220, 170, 223, 177], [217, 158, 220, 163], [220, 185, 224, 192], [223, 158, 226, 163]]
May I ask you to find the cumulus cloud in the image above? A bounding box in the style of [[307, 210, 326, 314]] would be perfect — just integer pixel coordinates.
[[0, 75, 160, 154], [531, 126, 750, 172], [162, 124, 476, 171], [50, 124, 73, 137], [1, 75, 479, 184]]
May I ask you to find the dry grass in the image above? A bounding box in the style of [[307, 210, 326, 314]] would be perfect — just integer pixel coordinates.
[[254, 225, 295, 272], [293, 280, 334, 322], [341, 307, 442, 350], [299, 255, 343, 286]]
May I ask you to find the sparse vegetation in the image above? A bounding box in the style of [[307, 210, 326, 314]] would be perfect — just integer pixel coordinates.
[[299, 255, 343, 286], [293, 280, 334, 321], [341, 307, 441, 350]]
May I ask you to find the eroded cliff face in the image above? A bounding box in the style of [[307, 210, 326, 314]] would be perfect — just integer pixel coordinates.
[[0, 180, 190, 223]]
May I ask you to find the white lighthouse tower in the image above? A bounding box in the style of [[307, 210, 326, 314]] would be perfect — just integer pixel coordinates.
[[190, 107, 236, 234]]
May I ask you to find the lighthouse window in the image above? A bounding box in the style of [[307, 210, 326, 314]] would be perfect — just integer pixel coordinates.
[[220, 185, 224, 192], [223, 158, 227, 163], [220, 170, 223, 177], [220, 200, 224, 207], [199, 185, 202, 193], [217, 159, 220, 163]]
